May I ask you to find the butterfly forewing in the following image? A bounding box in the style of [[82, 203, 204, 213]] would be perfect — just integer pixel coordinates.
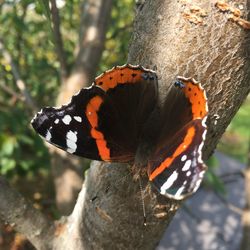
[[31, 86, 105, 160], [31, 65, 158, 162]]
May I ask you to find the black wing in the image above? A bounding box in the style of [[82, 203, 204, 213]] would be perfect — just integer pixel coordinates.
[[31, 65, 158, 162]]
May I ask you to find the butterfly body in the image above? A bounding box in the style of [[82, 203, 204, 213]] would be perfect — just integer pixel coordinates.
[[31, 64, 208, 200]]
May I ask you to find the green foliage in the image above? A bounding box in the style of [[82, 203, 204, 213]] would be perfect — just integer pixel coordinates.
[[218, 97, 250, 163], [204, 98, 250, 195], [204, 155, 226, 196], [37, 0, 51, 22], [99, 0, 134, 71], [205, 97, 250, 196], [0, 1, 60, 176], [0, 108, 50, 176]]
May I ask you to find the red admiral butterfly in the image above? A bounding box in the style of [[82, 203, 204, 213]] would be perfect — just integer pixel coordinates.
[[31, 64, 208, 200]]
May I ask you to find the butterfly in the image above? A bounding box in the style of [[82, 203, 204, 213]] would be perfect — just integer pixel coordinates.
[[31, 64, 208, 200]]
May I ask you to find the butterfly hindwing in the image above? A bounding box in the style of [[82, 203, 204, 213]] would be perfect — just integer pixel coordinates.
[[147, 77, 208, 199], [148, 119, 207, 199]]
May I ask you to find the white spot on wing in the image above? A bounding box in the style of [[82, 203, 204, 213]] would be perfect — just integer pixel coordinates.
[[67, 148, 75, 154], [55, 119, 59, 124], [181, 155, 187, 162], [198, 141, 205, 163], [202, 130, 207, 140], [186, 171, 191, 176], [193, 178, 202, 192], [62, 115, 72, 125], [182, 159, 192, 171], [45, 130, 52, 141], [160, 171, 178, 195], [66, 130, 77, 153], [175, 186, 185, 198], [202, 116, 207, 127], [74, 116, 82, 123], [199, 170, 205, 178]]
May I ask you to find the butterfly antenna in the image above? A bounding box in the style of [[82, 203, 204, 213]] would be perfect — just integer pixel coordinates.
[[139, 176, 147, 226]]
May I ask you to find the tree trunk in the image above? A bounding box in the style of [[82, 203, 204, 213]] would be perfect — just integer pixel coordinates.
[[58, 0, 250, 249], [51, 0, 113, 215], [1, 1, 250, 249], [0, 177, 55, 250]]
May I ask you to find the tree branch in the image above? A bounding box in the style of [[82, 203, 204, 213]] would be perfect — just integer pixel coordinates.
[[0, 81, 23, 102], [0, 38, 37, 112], [50, 0, 69, 82], [56, 0, 113, 104], [0, 177, 55, 250]]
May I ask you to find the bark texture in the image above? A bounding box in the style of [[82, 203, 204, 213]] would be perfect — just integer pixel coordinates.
[[71, 0, 250, 249], [0, 177, 54, 250]]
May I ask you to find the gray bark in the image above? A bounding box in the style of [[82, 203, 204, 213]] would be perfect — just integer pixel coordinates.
[[0, 177, 54, 250]]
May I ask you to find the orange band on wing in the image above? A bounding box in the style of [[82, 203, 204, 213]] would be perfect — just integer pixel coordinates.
[[149, 126, 195, 181], [182, 82, 207, 119], [95, 67, 145, 91], [86, 96, 110, 160]]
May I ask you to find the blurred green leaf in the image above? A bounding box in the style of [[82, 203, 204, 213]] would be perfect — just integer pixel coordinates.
[[1, 137, 16, 156], [206, 155, 219, 169], [0, 158, 16, 175], [218, 97, 250, 163], [204, 167, 227, 196], [37, 0, 51, 22]]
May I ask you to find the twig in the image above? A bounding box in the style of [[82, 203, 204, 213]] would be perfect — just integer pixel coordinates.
[[0, 81, 23, 101], [0, 38, 37, 112], [218, 170, 244, 181], [50, 0, 69, 81], [214, 191, 243, 215], [0, 177, 55, 249], [108, 24, 132, 40]]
